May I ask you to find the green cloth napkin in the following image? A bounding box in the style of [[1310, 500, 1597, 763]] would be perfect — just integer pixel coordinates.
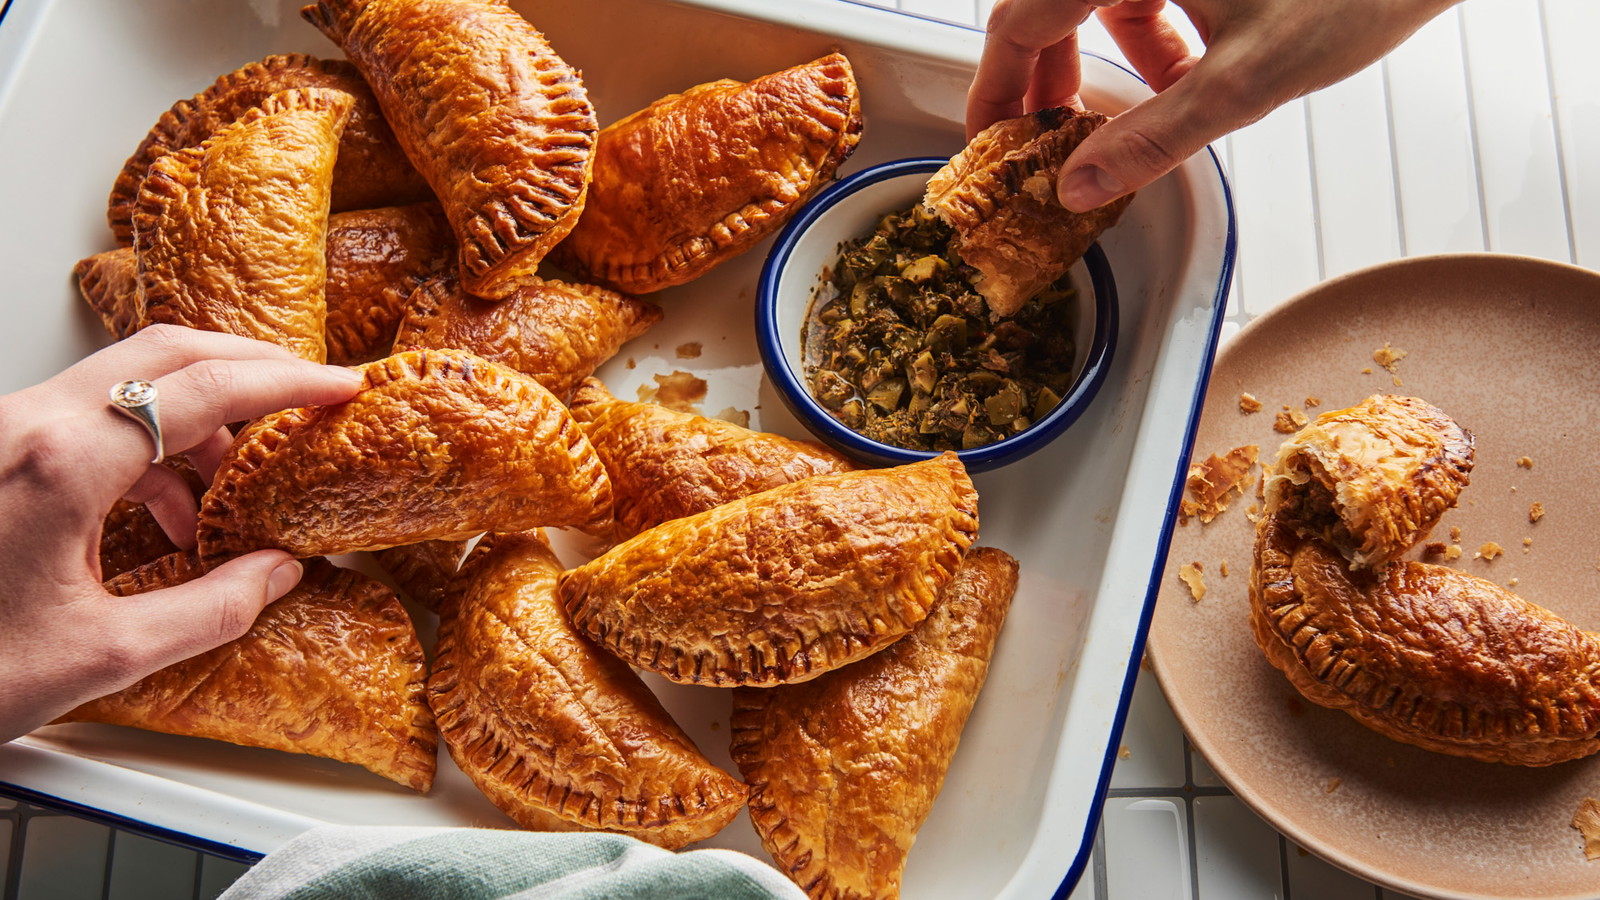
[[220, 825, 807, 900]]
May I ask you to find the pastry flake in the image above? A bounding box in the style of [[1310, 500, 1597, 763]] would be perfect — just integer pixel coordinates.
[[107, 53, 431, 245], [429, 532, 744, 847], [324, 202, 456, 365], [1179, 444, 1258, 525], [555, 53, 863, 294], [924, 106, 1132, 317], [302, 0, 597, 299], [560, 452, 978, 687], [196, 349, 614, 568], [392, 274, 661, 403], [61, 552, 437, 791], [73, 248, 140, 340], [731, 546, 1018, 899], [568, 377, 857, 541], [135, 87, 353, 362]]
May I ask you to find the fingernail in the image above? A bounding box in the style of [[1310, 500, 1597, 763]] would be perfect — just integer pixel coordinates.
[[267, 559, 304, 600], [1058, 165, 1125, 212]]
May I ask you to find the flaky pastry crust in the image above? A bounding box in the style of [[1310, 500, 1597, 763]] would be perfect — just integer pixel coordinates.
[[429, 532, 745, 847], [196, 349, 613, 568], [560, 452, 979, 687], [324, 202, 455, 365], [302, 0, 597, 299], [731, 547, 1018, 899], [392, 274, 660, 403], [924, 107, 1132, 317], [61, 552, 437, 791], [73, 248, 140, 340], [106, 53, 431, 245], [568, 378, 857, 542], [134, 88, 352, 362], [373, 539, 469, 614], [554, 53, 863, 294]]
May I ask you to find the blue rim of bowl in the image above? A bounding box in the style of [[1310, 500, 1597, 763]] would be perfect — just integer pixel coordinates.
[[757, 156, 1118, 471]]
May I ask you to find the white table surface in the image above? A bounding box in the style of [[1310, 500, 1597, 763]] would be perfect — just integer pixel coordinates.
[[5, 1, 1595, 898]]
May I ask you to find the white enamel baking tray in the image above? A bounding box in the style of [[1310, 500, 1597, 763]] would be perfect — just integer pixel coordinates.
[[0, 1, 1235, 896]]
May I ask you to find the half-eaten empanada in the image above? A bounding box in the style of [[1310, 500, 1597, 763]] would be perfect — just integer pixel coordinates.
[[302, 0, 597, 299], [134, 88, 352, 362], [59, 552, 437, 792], [197, 349, 614, 568], [568, 378, 856, 542], [731, 546, 1018, 899], [430, 532, 745, 847], [560, 452, 978, 687], [392, 274, 660, 403], [554, 53, 862, 294], [924, 106, 1132, 317]]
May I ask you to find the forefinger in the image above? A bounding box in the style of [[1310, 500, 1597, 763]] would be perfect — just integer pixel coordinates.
[[968, 0, 1116, 138]]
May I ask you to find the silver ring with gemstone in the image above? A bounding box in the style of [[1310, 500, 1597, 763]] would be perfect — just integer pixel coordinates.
[[109, 379, 164, 464]]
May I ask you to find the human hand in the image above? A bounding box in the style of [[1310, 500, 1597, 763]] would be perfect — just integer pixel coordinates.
[[966, 0, 1460, 211], [0, 326, 364, 742]]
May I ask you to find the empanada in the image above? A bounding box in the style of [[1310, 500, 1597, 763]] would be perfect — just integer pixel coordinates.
[[106, 53, 431, 246], [73, 248, 140, 340], [568, 378, 857, 541], [924, 106, 1132, 317], [197, 349, 614, 569], [135, 88, 351, 362], [560, 452, 978, 687], [1263, 394, 1473, 569], [302, 0, 597, 299], [554, 53, 862, 294], [429, 532, 745, 847], [392, 275, 661, 403], [731, 547, 1018, 899], [373, 539, 469, 614], [99, 457, 206, 580], [60, 552, 437, 792], [324, 202, 455, 365]]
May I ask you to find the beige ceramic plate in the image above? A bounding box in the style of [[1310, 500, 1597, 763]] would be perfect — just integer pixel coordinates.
[[1149, 253, 1600, 900]]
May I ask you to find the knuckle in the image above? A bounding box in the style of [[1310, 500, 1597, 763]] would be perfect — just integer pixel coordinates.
[[132, 323, 194, 356], [14, 419, 92, 488], [209, 589, 260, 645], [183, 358, 238, 400]]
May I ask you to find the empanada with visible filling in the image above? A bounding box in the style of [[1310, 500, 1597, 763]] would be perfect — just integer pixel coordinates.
[[373, 539, 469, 614], [73, 248, 140, 340], [99, 457, 206, 580], [1262, 394, 1473, 569], [429, 532, 745, 847], [324, 202, 455, 365], [135, 88, 352, 362], [731, 547, 1018, 899], [59, 552, 437, 792], [392, 274, 660, 403], [196, 349, 614, 569], [553, 53, 862, 294], [568, 378, 857, 542], [560, 452, 978, 687], [302, 0, 597, 299], [924, 106, 1132, 317], [106, 53, 431, 246]]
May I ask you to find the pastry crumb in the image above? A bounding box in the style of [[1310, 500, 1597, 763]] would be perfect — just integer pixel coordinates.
[[1325, 778, 1343, 794], [1573, 798, 1600, 861], [1245, 503, 1260, 524], [637, 370, 708, 413], [1509, 578, 1520, 588], [1450, 526, 1462, 542], [713, 407, 751, 428], [1524, 537, 1534, 547], [1220, 560, 1230, 578], [1360, 366, 1374, 375], [1305, 396, 1321, 408], [1373, 342, 1407, 371], [675, 341, 703, 359], [1179, 445, 1258, 524], [1117, 745, 1131, 760], [1239, 392, 1263, 414], [1475, 542, 1504, 561], [1273, 408, 1308, 433], [1444, 545, 1462, 561], [1517, 456, 1534, 469], [1179, 562, 1206, 601], [1424, 541, 1448, 557], [1531, 502, 1545, 523], [625, 357, 636, 369]]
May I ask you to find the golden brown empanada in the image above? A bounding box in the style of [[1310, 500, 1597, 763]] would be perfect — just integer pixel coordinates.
[[324, 202, 455, 365], [99, 457, 206, 580], [429, 532, 745, 847], [553, 53, 863, 294], [392, 275, 661, 403], [196, 349, 614, 569], [560, 452, 978, 687], [373, 539, 469, 614], [106, 53, 431, 246], [73, 248, 140, 340], [60, 552, 437, 791], [302, 0, 597, 299], [731, 547, 1018, 899], [924, 106, 1132, 317], [1263, 394, 1473, 569], [568, 378, 857, 541], [135, 88, 352, 362]]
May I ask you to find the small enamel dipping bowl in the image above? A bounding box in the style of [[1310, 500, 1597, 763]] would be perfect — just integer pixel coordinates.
[[756, 157, 1118, 472]]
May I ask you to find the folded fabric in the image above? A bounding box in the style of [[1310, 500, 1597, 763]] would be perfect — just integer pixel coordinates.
[[220, 825, 806, 900]]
